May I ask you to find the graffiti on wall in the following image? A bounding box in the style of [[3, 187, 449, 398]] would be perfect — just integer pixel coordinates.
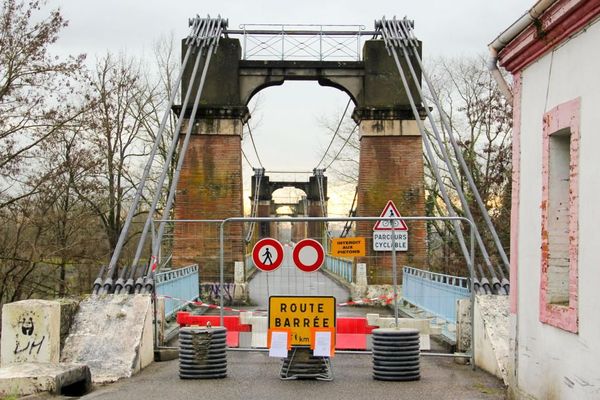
[[13, 314, 46, 356]]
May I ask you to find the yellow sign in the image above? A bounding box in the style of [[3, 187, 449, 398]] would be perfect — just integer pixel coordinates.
[[330, 237, 366, 257], [269, 296, 336, 346]]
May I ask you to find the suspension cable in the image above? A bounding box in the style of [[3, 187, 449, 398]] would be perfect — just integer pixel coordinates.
[[324, 123, 358, 170], [140, 16, 225, 294], [246, 123, 264, 169], [377, 18, 480, 285], [379, 17, 506, 293], [241, 148, 254, 169], [119, 32, 208, 294], [93, 17, 217, 294], [340, 187, 358, 238], [245, 168, 264, 243], [399, 18, 510, 282], [315, 98, 352, 169]]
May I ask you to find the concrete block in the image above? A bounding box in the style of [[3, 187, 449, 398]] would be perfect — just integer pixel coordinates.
[[249, 316, 268, 348], [456, 298, 472, 353], [356, 263, 368, 286], [419, 334, 431, 350], [0, 362, 90, 397], [365, 285, 401, 305], [239, 311, 252, 325], [233, 283, 247, 303], [1, 300, 62, 366], [61, 294, 154, 383], [473, 295, 510, 384], [239, 332, 252, 348], [366, 313, 380, 326]]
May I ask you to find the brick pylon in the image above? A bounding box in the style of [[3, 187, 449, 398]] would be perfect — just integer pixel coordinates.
[[354, 115, 427, 285], [173, 112, 246, 283]]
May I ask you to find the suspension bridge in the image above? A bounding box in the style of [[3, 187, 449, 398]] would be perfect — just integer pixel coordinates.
[[0, 15, 513, 397], [90, 16, 509, 299]]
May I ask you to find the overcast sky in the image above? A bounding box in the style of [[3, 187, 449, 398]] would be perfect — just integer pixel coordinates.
[[50, 0, 532, 216]]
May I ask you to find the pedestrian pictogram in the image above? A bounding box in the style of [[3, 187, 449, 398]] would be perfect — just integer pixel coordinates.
[[252, 238, 284, 272], [292, 239, 325, 272], [372, 200, 408, 231]]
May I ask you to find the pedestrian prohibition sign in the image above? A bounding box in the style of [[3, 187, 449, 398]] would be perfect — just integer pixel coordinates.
[[252, 238, 284, 272], [292, 239, 325, 272]]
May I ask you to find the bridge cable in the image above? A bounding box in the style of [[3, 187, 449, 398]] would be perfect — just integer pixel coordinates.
[[377, 18, 483, 288], [246, 123, 264, 169], [323, 123, 358, 171], [92, 17, 213, 294], [398, 18, 509, 289], [386, 18, 500, 288], [340, 187, 358, 238], [139, 16, 226, 294], [245, 168, 263, 243], [385, 17, 507, 292], [241, 148, 255, 169], [314, 169, 332, 241], [315, 98, 352, 170], [116, 22, 216, 294]]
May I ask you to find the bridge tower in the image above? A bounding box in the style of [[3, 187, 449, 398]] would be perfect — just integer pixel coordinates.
[[173, 34, 426, 285]]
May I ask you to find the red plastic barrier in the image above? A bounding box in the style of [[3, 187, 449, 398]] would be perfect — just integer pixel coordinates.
[[335, 333, 368, 350], [336, 317, 376, 334], [176, 313, 376, 350], [176, 312, 251, 332]]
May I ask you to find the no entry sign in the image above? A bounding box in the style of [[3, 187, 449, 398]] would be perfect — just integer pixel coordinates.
[[252, 238, 284, 272], [292, 239, 325, 272]]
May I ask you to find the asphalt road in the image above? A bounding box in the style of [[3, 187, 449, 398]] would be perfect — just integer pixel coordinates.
[[76, 351, 506, 400]]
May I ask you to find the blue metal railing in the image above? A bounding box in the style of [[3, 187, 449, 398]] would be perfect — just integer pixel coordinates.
[[324, 255, 353, 284], [155, 264, 199, 319], [402, 266, 470, 323]]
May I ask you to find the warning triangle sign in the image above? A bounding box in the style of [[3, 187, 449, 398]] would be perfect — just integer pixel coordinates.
[[373, 200, 408, 231]]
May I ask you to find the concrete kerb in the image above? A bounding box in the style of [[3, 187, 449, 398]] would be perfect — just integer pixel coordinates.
[[0, 362, 91, 397], [0, 298, 90, 397]]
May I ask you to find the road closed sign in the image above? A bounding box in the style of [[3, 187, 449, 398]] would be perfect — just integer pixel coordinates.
[[269, 296, 336, 346]]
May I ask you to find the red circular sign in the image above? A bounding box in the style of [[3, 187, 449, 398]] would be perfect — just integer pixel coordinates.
[[252, 238, 284, 272], [292, 239, 325, 272]]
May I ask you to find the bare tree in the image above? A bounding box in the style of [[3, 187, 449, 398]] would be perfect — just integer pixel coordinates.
[[424, 55, 512, 273], [76, 54, 156, 264], [0, 0, 86, 209]]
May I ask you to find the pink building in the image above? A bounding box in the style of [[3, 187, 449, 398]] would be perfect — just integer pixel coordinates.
[[490, 0, 600, 398]]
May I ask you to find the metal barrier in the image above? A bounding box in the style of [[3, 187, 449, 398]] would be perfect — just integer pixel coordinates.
[[155, 264, 199, 318], [324, 255, 353, 284], [156, 215, 477, 364], [402, 266, 470, 323]]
